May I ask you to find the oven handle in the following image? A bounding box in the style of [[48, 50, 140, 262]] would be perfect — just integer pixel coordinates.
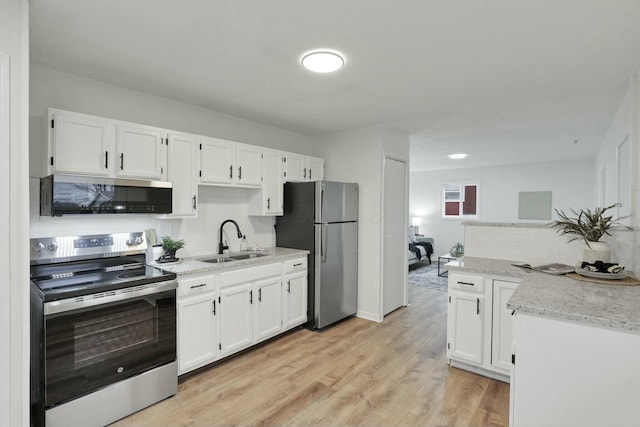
[[44, 280, 178, 315]]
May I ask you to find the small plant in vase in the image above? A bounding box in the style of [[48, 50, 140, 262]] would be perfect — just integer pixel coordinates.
[[550, 203, 630, 263], [450, 242, 464, 258], [160, 236, 185, 262]]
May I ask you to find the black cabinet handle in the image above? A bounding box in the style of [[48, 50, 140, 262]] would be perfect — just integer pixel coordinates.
[[267, 197, 271, 210], [258, 288, 262, 302], [212, 300, 216, 315], [238, 166, 242, 180], [287, 280, 291, 293], [458, 281, 475, 286], [192, 195, 197, 210], [309, 169, 312, 180], [249, 290, 253, 304], [190, 283, 206, 289], [303, 167, 307, 179], [120, 153, 124, 170], [229, 165, 233, 179], [476, 298, 480, 315], [105, 151, 109, 169]]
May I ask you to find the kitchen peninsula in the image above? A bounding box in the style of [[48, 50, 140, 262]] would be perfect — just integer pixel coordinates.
[[447, 256, 640, 427]]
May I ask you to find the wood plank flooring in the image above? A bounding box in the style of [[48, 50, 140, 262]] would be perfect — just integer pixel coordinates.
[[112, 285, 509, 426]]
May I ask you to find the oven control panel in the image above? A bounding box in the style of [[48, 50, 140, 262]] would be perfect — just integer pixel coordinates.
[[30, 232, 147, 264]]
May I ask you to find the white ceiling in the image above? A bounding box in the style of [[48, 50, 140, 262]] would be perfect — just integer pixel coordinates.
[[29, 0, 640, 171]]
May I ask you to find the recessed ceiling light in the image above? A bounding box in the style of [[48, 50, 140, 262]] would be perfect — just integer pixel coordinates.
[[448, 153, 468, 160], [301, 50, 345, 73]]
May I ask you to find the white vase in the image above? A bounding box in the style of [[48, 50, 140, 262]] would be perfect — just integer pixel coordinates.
[[582, 241, 611, 263]]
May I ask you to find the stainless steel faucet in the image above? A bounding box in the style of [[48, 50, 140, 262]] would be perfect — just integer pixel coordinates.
[[219, 219, 243, 254]]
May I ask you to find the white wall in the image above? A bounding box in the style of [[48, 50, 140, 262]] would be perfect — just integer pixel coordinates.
[[29, 64, 315, 253], [409, 159, 595, 257], [314, 125, 409, 322], [0, 1, 30, 425], [30, 63, 313, 154]]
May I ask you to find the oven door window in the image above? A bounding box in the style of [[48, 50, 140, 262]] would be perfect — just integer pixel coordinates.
[[44, 289, 176, 407]]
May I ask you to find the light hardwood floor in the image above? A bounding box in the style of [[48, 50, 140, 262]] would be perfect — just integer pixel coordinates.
[[112, 284, 510, 426]]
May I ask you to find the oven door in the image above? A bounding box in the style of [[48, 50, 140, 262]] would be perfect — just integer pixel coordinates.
[[43, 281, 177, 408]]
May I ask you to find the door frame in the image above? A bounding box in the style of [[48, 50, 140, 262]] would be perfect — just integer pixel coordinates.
[[379, 151, 409, 318]]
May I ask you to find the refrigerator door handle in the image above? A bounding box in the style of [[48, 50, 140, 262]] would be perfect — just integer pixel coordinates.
[[320, 182, 325, 223], [321, 224, 328, 263]]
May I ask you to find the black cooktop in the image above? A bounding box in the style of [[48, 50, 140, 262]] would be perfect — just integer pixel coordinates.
[[30, 254, 177, 302]]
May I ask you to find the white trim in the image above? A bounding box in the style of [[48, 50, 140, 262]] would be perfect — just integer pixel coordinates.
[[0, 51, 10, 427]]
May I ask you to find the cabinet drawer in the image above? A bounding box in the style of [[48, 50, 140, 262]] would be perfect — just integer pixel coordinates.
[[283, 257, 307, 273], [449, 273, 484, 293], [218, 262, 281, 286], [178, 273, 216, 297]]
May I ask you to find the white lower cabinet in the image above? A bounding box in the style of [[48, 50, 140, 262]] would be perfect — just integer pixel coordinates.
[[447, 272, 519, 381], [254, 278, 283, 342], [283, 258, 308, 329], [177, 273, 218, 375], [177, 258, 308, 375], [447, 291, 484, 365], [219, 282, 255, 356]]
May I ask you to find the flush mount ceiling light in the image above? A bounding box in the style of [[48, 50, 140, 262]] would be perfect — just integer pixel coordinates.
[[301, 50, 345, 73], [448, 153, 468, 160]]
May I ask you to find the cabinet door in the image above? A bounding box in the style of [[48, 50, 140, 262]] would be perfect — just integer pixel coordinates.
[[200, 136, 234, 185], [283, 271, 307, 329], [307, 156, 324, 181], [255, 278, 282, 342], [492, 280, 518, 373], [219, 283, 254, 356], [448, 291, 484, 365], [50, 110, 113, 176], [167, 132, 198, 216], [263, 150, 283, 214], [115, 123, 165, 180], [283, 152, 305, 182], [235, 143, 262, 187], [177, 292, 218, 375]]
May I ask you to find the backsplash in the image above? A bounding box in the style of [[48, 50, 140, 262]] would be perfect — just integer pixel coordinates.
[[464, 222, 634, 269], [29, 178, 276, 257]]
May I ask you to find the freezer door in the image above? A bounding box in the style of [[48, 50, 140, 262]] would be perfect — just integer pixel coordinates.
[[314, 222, 358, 329], [314, 181, 359, 223]]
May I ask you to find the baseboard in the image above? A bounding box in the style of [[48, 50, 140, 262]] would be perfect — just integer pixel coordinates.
[[357, 310, 382, 323]]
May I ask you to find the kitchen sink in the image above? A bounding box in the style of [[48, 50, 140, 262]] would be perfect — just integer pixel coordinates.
[[198, 256, 235, 264], [198, 252, 268, 263], [229, 253, 267, 261]]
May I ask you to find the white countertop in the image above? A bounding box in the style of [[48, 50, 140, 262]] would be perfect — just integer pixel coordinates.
[[149, 247, 309, 276], [447, 256, 640, 333]]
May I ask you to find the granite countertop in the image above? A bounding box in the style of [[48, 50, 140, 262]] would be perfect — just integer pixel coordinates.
[[148, 247, 309, 276], [447, 256, 640, 333]]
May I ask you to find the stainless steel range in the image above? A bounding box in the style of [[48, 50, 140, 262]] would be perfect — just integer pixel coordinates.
[[30, 232, 178, 427]]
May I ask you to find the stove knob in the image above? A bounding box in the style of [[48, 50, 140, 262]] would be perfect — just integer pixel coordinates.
[[135, 236, 144, 245], [47, 242, 59, 252], [33, 242, 45, 253], [126, 236, 134, 246]]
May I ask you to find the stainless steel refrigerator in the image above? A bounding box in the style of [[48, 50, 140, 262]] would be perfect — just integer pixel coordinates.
[[275, 181, 358, 329]]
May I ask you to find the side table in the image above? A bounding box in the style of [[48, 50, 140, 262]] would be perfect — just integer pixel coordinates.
[[437, 253, 457, 277]]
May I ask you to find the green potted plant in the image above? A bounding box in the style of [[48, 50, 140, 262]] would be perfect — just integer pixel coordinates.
[[550, 203, 630, 263], [450, 242, 464, 258], [161, 236, 185, 261]]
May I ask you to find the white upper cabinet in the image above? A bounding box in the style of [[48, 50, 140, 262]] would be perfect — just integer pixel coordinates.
[[283, 152, 324, 182], [247, 149, 283, 216], [115, 123, 166, 180], [46, 108, 166, 180], [48, 109, 113, 176], [199, 137, 262, 187], [199, 136, 235, 185], [167, 131, 199, 217], [307, 156, 324, 181], [235, 143, 262, 187]]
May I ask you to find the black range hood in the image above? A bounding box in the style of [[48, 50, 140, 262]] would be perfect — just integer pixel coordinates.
[[40, 174, 173, 216]]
